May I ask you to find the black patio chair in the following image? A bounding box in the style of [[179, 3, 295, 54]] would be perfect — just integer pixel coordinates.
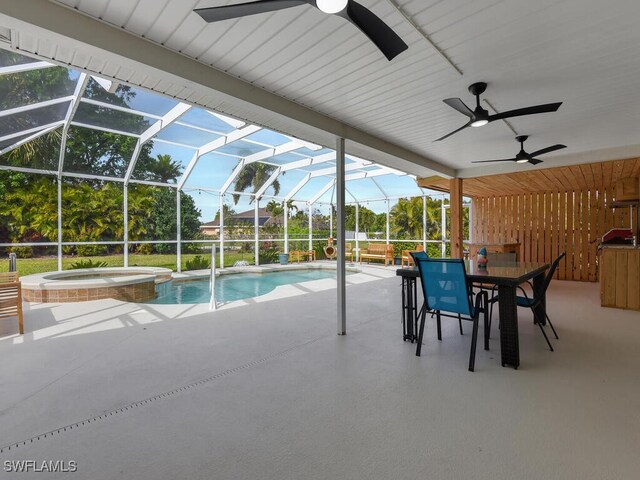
[[489, 252, 566, 351]]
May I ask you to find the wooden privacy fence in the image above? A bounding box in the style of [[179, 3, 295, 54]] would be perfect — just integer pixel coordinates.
[[471, 188, 634, 282]]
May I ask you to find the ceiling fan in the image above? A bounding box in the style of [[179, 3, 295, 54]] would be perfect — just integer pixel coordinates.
[[194, 0, 408, 61], [435, 82, 562, 141], [472, 136, 566, 166]]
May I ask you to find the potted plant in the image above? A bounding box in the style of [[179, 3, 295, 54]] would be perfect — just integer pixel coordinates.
[[278, 252, 290, 265]]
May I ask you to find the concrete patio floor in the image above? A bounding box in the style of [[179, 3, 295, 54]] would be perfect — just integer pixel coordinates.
[[0, 267, 639, 479]]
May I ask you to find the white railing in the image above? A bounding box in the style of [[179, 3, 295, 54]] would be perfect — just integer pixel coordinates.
[[209, 244, 217, 311]]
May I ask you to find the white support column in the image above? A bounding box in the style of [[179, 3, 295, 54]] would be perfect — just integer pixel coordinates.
[[284, 202, 289, 254], [336, 138, 346, 335], [254, 199, 260, 265], [176, 190, 182, 273], [58, 73, 88, 176], [441, 197, 446, 257], [308, 203, 313, 251], [124, 185, 129, 267], [219, 195, 225, 268], [355, 203, 360, 259], [385, 199, 390, 245], [57, 177, 62, 272], [422, 196, 427, 250]]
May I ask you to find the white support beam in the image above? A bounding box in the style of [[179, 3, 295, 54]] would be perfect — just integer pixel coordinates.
[[279, 152, 336, 172], [308, 162, 372, 178], [152, 138, 198, 150], [0, 123, 60, 156], [206, 110, 245, 129], [80, 97, 164, 120], [59, 72, 89, 176], [69, 121, 140, 138], [219, 194, 225, 268], [285, 135, 322, 151], [0, 95, 75, 118], [0, 60, 53, 75], [344, 169, 403, 181], [283, 202, 289, 254], [254, 199, 259, 266], [355, 202, 360, 256], [90, 75, 119, 93], [124, 102, 192, 185], [309, 179, 335, 205], [177, 124, 261, 190], [242, 140, 306, 165], [285, 173, 312, 201], [0, 121, 65, 143], [254, 167, 281, 199], [219, 159, 245, 195], [371, 177, 389, 199], [308, 203, 313, 251]]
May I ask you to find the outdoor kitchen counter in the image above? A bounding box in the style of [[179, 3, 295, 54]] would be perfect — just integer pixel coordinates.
[[600, 245, 640, 310]]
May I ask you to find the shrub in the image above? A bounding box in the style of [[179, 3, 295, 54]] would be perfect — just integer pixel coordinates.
[[8, 246, 34, 258], [135, 243, 153, 255], [258, 242, 279, 264], [185, 255, 211, 271], [76, 244, 108, 256], [70, 259, 108, 269]]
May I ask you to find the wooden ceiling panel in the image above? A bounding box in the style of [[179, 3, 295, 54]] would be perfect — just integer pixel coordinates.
[[418, 158, 640, 197]]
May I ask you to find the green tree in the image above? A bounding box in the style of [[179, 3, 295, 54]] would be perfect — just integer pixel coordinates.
[[149, 154, 182, 183]]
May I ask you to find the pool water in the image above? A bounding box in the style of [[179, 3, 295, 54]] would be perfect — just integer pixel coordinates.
[[148, 269, 342, 304]]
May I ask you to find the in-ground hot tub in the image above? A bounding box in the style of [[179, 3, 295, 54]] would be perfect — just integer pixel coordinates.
[[21, 267, 173, 303]]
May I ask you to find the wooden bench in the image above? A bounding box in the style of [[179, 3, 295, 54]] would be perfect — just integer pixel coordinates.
[[290, 250, 316, 263], [0, 272, 24, 334], [360, 243, 394, 266]]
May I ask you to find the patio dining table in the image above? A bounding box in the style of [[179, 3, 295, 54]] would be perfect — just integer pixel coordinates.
[[396, 260, 549, 369]]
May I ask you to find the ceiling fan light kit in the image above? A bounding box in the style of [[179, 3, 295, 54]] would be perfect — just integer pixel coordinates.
[[316, 0, 348, 14], [471, 135, 567, 166], [435, 81, 562, 142]]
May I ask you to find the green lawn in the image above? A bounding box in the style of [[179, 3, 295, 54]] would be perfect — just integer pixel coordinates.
[[0, 252, 257, 276]]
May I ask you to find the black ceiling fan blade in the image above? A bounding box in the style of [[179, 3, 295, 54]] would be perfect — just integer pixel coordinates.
[[471, 158, 517, 164], [195, 0, 311, 22], [443, 98, 475, 119], [338, 0, 408, 61], [434, 121, 472, 142], [488, 102, 562, 122], [528, 158, 544, 165], [528, 144, 567, 157]]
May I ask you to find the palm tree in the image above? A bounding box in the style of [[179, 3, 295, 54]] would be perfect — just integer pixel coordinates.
[[232, 163, 280, 204], [150, 154, 182, 183], [265, 199, 296, 225]]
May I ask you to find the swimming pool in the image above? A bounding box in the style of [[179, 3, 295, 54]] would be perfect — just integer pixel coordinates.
[[148, 269, 344, 304]]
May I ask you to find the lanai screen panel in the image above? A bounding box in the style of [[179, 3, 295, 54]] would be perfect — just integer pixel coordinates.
[[1, 47, 423, 205]]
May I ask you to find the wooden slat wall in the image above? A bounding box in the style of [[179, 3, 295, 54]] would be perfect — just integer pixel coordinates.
[[472, 187, 634, 282]]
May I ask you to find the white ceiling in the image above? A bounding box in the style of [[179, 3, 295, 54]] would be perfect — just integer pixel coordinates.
[[3, 0, 640, 177]]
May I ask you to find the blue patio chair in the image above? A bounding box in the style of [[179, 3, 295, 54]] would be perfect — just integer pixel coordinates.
[[412, 256, 489, 372], [489, 252, 566, 351], [411, 251, 467, 336]]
